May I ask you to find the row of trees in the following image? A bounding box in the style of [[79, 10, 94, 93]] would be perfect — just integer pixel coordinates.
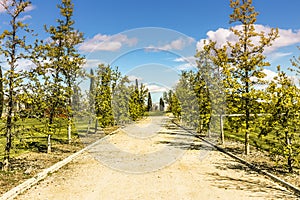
[[0, 0, 85, 170], [167, 0, 300, 172], [89, 65, 149, 127], [1, 0, 299, 174], [0, 0, 150, 171]]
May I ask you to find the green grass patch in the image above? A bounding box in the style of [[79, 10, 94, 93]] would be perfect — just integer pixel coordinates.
[[223, 116, 300, 165], [146, 111, 166, 116], [0, 117, 76, 160]]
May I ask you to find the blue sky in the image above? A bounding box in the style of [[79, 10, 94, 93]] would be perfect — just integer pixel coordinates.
[[1, 0, 300, 102]]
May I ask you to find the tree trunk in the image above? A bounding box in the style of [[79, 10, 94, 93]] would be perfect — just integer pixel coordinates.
[[47, 134, 52, 153], [3, 127, 12, 171], [207, 127, 211, 138], [67, 82, 72, 144], [68, 120, 71, 144], [87, 118, 91, 134], [0, 67, 3, 118], [3, 78, 14, 171], [286, 132, 293, 172], [94, 118, 98, 134], [220, 114, 224, 146], [245, 70, 250, 155]]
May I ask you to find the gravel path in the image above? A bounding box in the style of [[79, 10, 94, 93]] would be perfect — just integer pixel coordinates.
[[17, 116, 297, 200]]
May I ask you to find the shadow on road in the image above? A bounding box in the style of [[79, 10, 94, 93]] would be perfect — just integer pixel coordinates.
[[206, 170, 297, 199], [157, 121, 218, 152], [156, 120, 299, 199]]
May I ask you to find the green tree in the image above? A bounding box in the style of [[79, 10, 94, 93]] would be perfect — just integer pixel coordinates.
[[261, 66, 300, 172], [112, 76, 130, 125], [53, 0, 85, 143], [89, 69, 95, 113], [175, 71, 199, 128], [94, 64, 114, 127], [204, 0, 278, 154], [22, 68, 67, 153], [129, 79, 148, 121], [163, 90, 173, 112], [0, 0, 34, 170], [171, 92, 181, 119], [85, 68, 95, 132]]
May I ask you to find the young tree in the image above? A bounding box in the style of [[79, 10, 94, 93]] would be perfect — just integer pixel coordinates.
[[112, 76, 131, 125], [85, 68, 95, 133], [171, 92, 181, 119], [27, 0, 84, 147], [262, 66, 300, 172], [0, 0, 34, 170], [163, 90, 173, 112], [94, 64, 114, 127], [204, 0, 278, 154], [129, 79, 148, 121], [89, 69, 95, 112], [55, 0, 85, 143], [175, 71, 199, 128]]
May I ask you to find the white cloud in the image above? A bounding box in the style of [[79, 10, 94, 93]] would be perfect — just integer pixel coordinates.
[[0, 1, 36, 13], [24, 4, 35, 12], [79, 34, 138, 52], [173, 56, 197, 71], [17, 14, 32, 22], [197, 24, 300, 55], [262, 69, 277, 82], [82, 59, 105, 69], [146, 37, 195, 52], [145, 83, 168, 93], [267, 52, 293, 61], [176, 63, 196, 71], [128, 75, 143, 82], [174, 56, 196, 63], [1, 59, 36, 71]]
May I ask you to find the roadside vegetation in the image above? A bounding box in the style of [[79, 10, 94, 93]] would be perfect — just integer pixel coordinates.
[[167, 0, 300, 176], [0, 0, 300, 195]]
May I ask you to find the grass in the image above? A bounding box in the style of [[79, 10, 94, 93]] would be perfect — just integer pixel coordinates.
[[0, 118, 70, 160], [146, 111, 166, 116], [0, 115, 119, 195], [221, 116, 300, 171], [0, 115, 112, 161]]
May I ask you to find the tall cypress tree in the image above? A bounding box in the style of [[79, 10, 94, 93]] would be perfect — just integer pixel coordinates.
[[147, 92, 152, 111], [159, 97, 164, 111]]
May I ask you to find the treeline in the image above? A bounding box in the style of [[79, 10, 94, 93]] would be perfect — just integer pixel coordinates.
[[0, 0, 85, 171], [166, 0, 300, 173], [88, 64, 148, 127]]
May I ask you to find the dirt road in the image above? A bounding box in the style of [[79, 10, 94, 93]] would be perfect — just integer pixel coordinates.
[[17, 116, 297, 200]]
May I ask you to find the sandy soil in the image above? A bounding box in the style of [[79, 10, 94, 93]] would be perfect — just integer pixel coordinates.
[[17, 116, 298, 200]]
